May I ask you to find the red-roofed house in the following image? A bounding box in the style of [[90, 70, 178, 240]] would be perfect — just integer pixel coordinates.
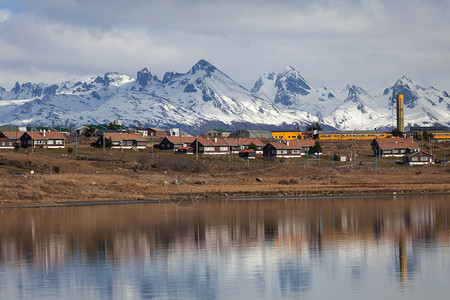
[[263, 140, 315, 158], [92, 133, 148, 149], [0, 137, 14, 149], [159, 136, 197, 150], [371, 138, 419, 157], [44, 132, 66, 148], [0, 131, 25, 146]]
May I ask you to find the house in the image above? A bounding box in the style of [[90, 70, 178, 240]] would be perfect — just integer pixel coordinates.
[[231, 129, 272, 139], [147, 127, 166, 137], [92, 133, 148, 149], [191, 137, 231, 155], [239, 149, 256, 159], [44, 132, 66, 148], [19, 131, 66, 148], [204, 129, 231, 139], [190, 137, 266, 155], [165, 128, 180, 137], [159, 136, 197, 150], [174, 146, 194, 155], [228, 138, 265, 155], [263, 140, 315, 158], [403, 150, 435, 165], [0, 131, 25, 146], [0, 137, 14, 149], [20, 131, 47, 148], [371, 138, 419, 157]]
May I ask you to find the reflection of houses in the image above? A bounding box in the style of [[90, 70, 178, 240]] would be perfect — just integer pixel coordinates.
[[159, 136, 197, 150], [263, 140, 315, 158], [92, 133, 148, 149], [371, 138, 419, 157], [403, 150, 435, 165]]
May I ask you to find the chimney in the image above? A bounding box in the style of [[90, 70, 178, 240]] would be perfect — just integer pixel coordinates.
[[214, 137, 217, 142], [286, 140, 289, 146], [396, 94, 404, 133], [43, 130, 46, 137]]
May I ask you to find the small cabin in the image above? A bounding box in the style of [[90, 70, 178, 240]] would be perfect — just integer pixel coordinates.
[[403, 150, 435, 165]]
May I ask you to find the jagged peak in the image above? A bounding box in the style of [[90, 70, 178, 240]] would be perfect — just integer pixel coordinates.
[[189, 59, 217, 75], [278, 66, 310, 89], [136, 67, 159, 86]]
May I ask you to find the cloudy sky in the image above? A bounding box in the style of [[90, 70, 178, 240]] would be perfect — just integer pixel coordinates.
[[0, 0, 449, 91]]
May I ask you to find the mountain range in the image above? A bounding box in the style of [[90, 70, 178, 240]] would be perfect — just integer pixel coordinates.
[[0, 59, 448, 133]]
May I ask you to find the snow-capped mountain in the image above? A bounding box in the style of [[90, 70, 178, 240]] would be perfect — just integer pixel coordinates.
[[252, 67, 449, 131], [0, 60, 448, 133]]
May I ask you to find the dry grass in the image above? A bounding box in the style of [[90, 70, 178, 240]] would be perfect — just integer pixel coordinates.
[[0, 140, 449, 207]]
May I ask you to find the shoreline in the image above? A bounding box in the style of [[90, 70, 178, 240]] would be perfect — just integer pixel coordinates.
[[2, 190, 449, 209]]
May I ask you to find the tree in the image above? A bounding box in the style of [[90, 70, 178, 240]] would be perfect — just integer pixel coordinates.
[[67, 147, 74, 155], [248, 143, 257, 151], [391, 128, 404, 137], [107, 122, 117, 130], [84, 125, 96, 137], [306, 122, 323, 139], [13, 142, 20, 152], [105, 137, 113, 148], [422, 131, 434, 142], [312, 141, 322, 154]]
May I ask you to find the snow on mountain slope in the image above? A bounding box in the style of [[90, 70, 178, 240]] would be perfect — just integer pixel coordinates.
[[0, 60, 448, 132], [252, 67, 449, 130]]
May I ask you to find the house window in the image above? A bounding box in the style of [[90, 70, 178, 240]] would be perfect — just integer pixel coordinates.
[[292, 150, 300, 154], [219, 147, 228, 151], [9, 142, 12, 146], [1, 142, 4, 146], [393, 149, 399, 154], [204, 147, 215, 151], [56, 140, 62, 144], [412, 157, 418, 161], [420, 157, 428, 161], [277, 150, 287, 154], [48, 140, 53, 144]]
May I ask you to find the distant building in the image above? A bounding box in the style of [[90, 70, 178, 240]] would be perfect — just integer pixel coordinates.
[[159, 136, 197, 150], [165, 128, 180, 137], [0, 137, 14, 149], [204, 129, 231, 138], [371, 138, 419, 157], [147, 127, 166, 137], [263, 140, 315, 158], [92, 133, 148, 149], [231, 130, 272, 139], [403, 150, 435, 165]]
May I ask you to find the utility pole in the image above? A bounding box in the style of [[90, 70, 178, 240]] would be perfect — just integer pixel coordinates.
[[75, 131, 78, 157]]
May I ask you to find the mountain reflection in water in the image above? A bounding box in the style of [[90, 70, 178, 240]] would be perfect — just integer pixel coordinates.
[[1, 195, 449, 299]]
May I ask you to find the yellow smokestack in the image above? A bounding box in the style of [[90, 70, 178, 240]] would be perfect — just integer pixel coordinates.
[[396, 94, 404, 132]]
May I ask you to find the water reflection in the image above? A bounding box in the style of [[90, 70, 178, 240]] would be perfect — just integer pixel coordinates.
[[1, 195, 449, 299]]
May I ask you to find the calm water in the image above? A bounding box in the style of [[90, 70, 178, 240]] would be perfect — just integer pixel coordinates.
[[1, 195, 450, 299]]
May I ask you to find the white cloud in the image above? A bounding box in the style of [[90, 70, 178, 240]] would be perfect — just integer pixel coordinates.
[[0, 8, 11, 22], [0, 0, 448, 91]]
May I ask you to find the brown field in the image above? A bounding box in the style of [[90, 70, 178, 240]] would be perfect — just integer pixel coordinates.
[[0, 137, 449, 207]]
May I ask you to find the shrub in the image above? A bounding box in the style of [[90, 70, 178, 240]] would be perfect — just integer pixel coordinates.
[[53, 166, 60, 174], [67, 147, 74, 154]]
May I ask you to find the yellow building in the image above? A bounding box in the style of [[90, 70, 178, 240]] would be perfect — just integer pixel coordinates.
[[271, 131, 304, 140]]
